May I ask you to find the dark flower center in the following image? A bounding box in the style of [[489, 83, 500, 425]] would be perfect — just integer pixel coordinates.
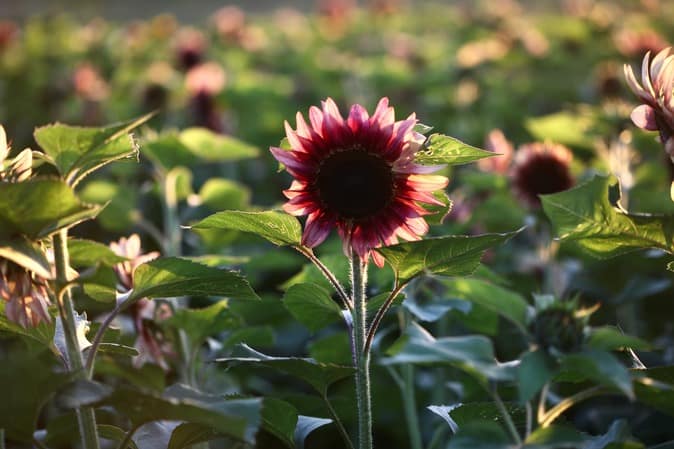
[[316, 149, 394, 220]]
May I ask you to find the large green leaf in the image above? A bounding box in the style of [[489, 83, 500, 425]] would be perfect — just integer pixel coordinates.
[[633, 366, 674, 417], [541, 176, 674, 258], [282, 283, 344, 332], [445, 421, 512, 449], [191, 210, 302, 246], [262, 398, 298, 448], [0, 349, 70, 442], [179, 127, 259, 162], [215, 344, 354, 396], [129, 257, 260, 303], [443, 278, 529, 331], [586, 326, 651, 351], [379, 230, 519, 285], [518, 349, 558, 402], [34, 114, 152, 186], [382, 322, 515, 382], [68, 238, 127, 267], [0, 236, 52, 279], [416, 134, 496, 166], [559, 350, 634, 399], [165, 299, 241, 344], [198, 178, 252, 211], [0, 179, 100, 239], [96, 384, 262, 444], [167, 423, 219, 449]]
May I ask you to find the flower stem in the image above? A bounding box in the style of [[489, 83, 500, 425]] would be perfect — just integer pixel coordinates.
[[490, 382, 521, 445], [53, 230, 101, 449], [350, 251, 372, 449]]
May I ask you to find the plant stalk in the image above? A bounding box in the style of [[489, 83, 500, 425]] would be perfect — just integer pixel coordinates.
[[351, 251, 373, 449], [53, 230, 101, 449]]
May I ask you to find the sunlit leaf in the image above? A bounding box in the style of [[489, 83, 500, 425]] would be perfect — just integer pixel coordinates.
[[416, 134, 496, 166], [179, 127, 259, 162], [34, 114, 152, 186], [0, 236, 52, 279], [191, 210, 302, 246], [379, 230, 520, 285], [541, 176, 674, 258], [165, 299, 241, 344], [129, 257, 260, 303], [0, 179, 100, 239]]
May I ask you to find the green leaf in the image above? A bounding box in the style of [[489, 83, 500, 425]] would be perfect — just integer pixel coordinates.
[[68, 238, 127, 267], [518, 349, 558, 402], [79, 180, 138, 232], [0, 349, 70, 442], [199, 178, 252, 211], [633, 366, 674, 417], [98, 424, 140, 449], [525, 111, 596, 150], [443, 278, 529, 331], [142, 132, 197, 171], [449, 402, 526, 430], [559, 350, 634, 399], [191, 210, 302, 246], [524, 425, 589, 449], [382, 322, 515, 382], [541, 176, 674, 258], [587, 326, 652, 351], [34, 113, 152, 186], [96, 384, 262, 444], [167, 423, 219, 449], [0, 236, 52, 279], [379, 230, 519, 285], [294, 415, 332, 449], [215, 344, 354, 396], [179, 127, 259, 162], [445, 421, 511, 449], [165, 299, 241, 344], [223, 325, 275, 349], [55, 379, 113, 409], [0, 179, 101, 239], [416, 133, 496, 166], [129, 257, 260, 303], [262, 398, 298, 448], [0, 302, 55, 349], [308, 332, 352, 365], [283, 283, 343, 332]]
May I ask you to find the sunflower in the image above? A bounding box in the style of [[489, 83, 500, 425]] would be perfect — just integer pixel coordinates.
[[510, 142, 574, 207], [270, 97, 448, 266]]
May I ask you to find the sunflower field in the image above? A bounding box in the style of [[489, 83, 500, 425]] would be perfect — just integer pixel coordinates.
[[2, 1, 674, 448]]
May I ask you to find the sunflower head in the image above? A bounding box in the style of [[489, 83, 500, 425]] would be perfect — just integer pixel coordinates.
[[270, 97, 448, 267], [510, 142, 574, 207]]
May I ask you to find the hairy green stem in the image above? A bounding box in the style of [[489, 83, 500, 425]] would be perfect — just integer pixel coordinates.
[[1, 428, 5, 449], [53, 230, 101, 449], [351, 251, 373, 449]]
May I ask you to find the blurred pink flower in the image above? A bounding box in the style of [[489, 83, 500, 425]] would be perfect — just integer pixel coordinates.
[[174, 28, 206, 71], [0, 20, 18, 51], [109, 234, 159, 293], [478, 129, 514, 174], [212, 6, 246, 42], [624, 47, 674, 159], [73, 64, 109, 102], [614, 28, 668, 57], [0, 260, 51, 329]]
